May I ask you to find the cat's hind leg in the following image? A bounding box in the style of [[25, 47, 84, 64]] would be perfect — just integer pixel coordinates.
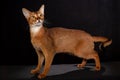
[[77, 59, 87, 68], [87, 50, 101, 71]]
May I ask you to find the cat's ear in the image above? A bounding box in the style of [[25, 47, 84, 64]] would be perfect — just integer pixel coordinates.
[[39, 5, 44, 15], [22, 8, 31, 19]]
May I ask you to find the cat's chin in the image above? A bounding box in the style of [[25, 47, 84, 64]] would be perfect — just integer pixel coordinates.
[[35, 24, 42, 27], [33, 23, 42, 27]]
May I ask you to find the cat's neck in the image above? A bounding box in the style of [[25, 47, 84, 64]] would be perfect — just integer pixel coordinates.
[[30, 25, 45, 37]]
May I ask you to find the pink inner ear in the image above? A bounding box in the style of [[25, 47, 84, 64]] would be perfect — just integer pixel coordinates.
[[22, 8, 30, 19], [39, 5, 44, 15]]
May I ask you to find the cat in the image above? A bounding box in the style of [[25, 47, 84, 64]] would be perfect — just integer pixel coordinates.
[[22, 5, 112, 79]]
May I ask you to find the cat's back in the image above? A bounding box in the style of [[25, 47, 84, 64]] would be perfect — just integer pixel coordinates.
[[47, 27, 93, 53], [48, 27, 91, 38]]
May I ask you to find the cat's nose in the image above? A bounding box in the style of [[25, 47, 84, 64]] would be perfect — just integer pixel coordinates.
[[37, 17, 41, 20]]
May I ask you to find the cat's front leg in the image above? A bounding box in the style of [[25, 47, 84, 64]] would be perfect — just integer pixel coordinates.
[[38, 51, 55, 79], [31, 50, 44, 74]]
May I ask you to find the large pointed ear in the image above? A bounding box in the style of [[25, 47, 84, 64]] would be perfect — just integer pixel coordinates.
[[39, 5, 44, 15], [22, 8, 31, 19]]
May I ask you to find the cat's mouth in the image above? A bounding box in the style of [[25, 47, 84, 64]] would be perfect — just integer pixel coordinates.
[[34, 20, 43, 27], [31, 20, 43, 27], [35, 22, 42, 26]]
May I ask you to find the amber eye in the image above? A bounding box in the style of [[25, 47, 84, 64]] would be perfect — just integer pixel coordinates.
[[31, 16, 35, 19], [38, 14, 42, 17]]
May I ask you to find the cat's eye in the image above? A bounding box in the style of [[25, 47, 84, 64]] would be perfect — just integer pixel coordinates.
[[39, 14, 43, 17], [31, 16, 35, 18], [31, 16, 36, 19]]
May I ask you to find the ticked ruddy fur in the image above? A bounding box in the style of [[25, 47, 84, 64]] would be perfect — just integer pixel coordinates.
[[22, 5, 112, 79]]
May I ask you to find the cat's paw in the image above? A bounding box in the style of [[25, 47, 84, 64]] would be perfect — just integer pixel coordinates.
[[30, 69, 39, 74], [77, 64, 85, 68], [38, 73, 46, 79], [95, 66, 101, 71], [89, 66, 101, 71]]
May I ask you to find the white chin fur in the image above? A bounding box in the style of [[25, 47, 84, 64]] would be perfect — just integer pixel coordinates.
[[35, 23, 42, 27], [30, 24, 42, 34]]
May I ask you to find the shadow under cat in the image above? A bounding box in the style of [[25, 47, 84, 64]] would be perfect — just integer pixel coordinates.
[[29, 65, 107, 80], [1, 62, 120, 80]]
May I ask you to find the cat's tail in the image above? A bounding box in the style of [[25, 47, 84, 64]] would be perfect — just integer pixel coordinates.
[[92, 36, 112, 50]]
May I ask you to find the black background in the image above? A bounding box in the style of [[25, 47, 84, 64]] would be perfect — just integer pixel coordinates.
[[2, 0, 120, 65]]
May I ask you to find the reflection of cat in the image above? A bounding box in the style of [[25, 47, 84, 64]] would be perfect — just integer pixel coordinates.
[[22, 5, 112, 79]]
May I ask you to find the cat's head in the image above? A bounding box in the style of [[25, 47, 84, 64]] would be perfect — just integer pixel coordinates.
[[22, 5, 44, 28]]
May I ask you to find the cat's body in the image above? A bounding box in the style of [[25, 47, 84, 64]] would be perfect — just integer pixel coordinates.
[[22, 5, 112, 79]]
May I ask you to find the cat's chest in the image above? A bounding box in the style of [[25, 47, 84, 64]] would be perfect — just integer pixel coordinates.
[[30, 26, 42, 35], [31, 38, 42, 50]]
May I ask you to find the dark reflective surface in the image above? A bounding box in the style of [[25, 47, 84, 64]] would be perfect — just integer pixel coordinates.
[[1, 62, 120, 80]]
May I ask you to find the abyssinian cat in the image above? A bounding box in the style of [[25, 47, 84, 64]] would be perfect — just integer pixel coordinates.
[[22, 5, 112, 79]]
